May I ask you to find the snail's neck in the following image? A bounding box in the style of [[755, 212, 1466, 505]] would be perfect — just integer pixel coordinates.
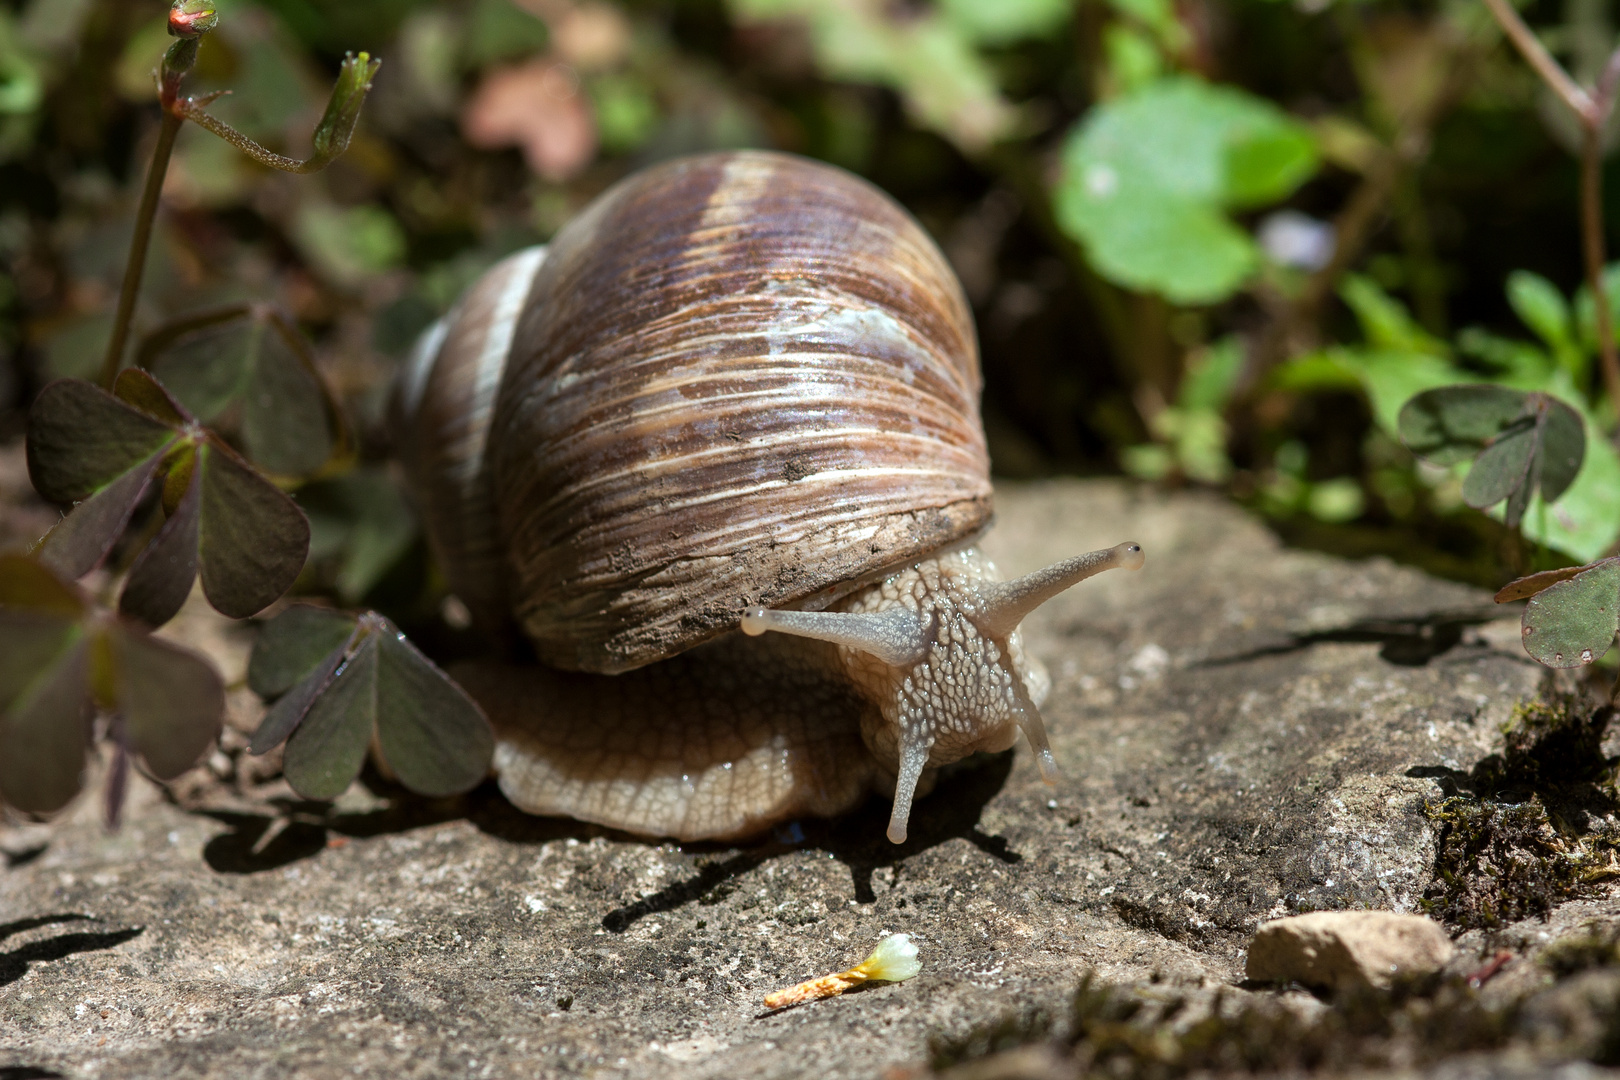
[[830, 546, 1053, 842]]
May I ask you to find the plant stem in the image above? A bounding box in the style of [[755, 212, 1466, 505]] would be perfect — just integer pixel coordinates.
[[99, 110, 183, 390], [1480, 0, 1593, 116], [178, 104, 324, 173], [1580, 122, 1620, 416], [1481, 0, 1620, 422]]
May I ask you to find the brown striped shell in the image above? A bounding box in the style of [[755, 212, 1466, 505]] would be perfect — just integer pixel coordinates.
[[398, 150, 991, 674]]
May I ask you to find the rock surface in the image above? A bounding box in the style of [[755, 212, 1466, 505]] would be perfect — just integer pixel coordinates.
[[1246, 911, 1456, 991], [1, 477, 1618, 1079]]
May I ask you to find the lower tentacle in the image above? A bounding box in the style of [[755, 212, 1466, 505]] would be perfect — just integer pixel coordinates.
[[886, 727, 935, 844]]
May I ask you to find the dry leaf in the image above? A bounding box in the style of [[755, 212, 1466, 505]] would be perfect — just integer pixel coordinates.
[[462, 59, 597, 180]]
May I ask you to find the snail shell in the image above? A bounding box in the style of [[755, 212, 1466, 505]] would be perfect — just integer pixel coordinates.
[[394, 151, 1141, 843]]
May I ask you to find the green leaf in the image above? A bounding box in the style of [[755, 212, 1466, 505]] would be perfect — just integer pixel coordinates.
[[113, 367, 191, 426], [145, 314, 258, 423], [374, 624, 493, 797], [109, 624, 224, 780], [1526, 423, 1620, 563], [34, 447, 167, 580], [0, 554, 87, 617], [196, 439, 311, 618], [1521, 559, 1620, 668], [1057, 184, 1256, 304], [1055, 76, 1317, 302], [0, 634, 90, 814], [118, 460, 202, 627], [249, 635, 351, 756], [26, 378, 179, 503], [248, 604, 359, 699], [1339, 276, 1447, 356], [298, 469, 418, 602], [292, 203, 406, 287], [1337, 349, 1470, 435], [1456, 327, 1556, 383], [0, 611, 80, 709], [249, 610, 492, 798], [241, 320, 335, 478], [1538, 396, 1587, 502], [144, 308, 343, 479], [1179, 337, 1246, 412], [1399, 385, 1528, 466], [282, 633, 378, 800], [1507, 271, 1573, 354], [939, 0, 1070, 44]]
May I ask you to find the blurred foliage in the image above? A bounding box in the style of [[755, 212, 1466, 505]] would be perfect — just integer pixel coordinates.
[[5, 0, 1620, 807]]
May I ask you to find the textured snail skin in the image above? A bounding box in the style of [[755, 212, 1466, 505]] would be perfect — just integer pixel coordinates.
[[397, 150, 1142, 844]]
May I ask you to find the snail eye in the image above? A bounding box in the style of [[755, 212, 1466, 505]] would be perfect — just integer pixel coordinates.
[[972, 541, 1145, 639]]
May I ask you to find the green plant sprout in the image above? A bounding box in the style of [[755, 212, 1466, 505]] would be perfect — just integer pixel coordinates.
[[99, 1, 380, 392], [1, 1, 491, 827]]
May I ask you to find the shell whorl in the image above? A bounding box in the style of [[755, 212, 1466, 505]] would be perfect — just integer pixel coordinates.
[[491, 151, 991, 673], [392, 246, 548, 638]]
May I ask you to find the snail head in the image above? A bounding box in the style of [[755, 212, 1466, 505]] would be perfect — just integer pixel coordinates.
[[742, 541, 1144, 844]]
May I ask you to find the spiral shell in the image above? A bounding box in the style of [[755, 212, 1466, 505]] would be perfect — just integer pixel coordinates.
[[402, 150, 991, 673]]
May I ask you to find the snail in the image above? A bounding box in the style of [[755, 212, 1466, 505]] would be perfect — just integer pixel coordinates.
[[392, 150, 1142, 845]]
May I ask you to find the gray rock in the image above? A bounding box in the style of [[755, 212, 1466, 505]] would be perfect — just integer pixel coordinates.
[[1518, 968, 1620, 1062], [0, 477, 1599, 1079], [1245, 910, 1456, 990]]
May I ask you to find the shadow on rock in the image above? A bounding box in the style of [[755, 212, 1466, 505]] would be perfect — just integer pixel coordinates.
[[599, 750, 1021, 932], [0, 918, 142, 988], [191, 751, 1018, 926], [1199, 610, 1498, 668]]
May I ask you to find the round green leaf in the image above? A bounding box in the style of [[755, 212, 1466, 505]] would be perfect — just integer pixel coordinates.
[[248, 604, 359, 700], [249, 635, 351, 756], [26, 378, 178, 504], [374, 620, 493, 797], [282, 634, 378, 800], [1521, 560, 1620, 668], [1057, 186, 1257, 305], [35, 446, 168, 581], [118, 461, 202, 627], [0, 554, 87, 616], [197, 439, 311, 618], [147, 316, 258, 423], [0, 634, 91, 814], [1537, 395, 1587, 503], [1055, 75, 1316, 301], [1398, 385, 1527, 465], [110, 624, 225, 780], [1460, 420, 1535, 510], [1507, 270, 1572, 352], [113, 368, 191, 426], [241, 322, 334, 479]]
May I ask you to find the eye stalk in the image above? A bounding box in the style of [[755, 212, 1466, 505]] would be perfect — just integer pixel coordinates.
[[740, 542, 1145, 844]]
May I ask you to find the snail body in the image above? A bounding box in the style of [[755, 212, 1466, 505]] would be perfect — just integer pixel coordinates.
[[395, 151, 1141, 843]]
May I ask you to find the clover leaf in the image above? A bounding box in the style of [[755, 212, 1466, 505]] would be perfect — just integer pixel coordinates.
[[1398, 385, 1585, 529], [26, 370, 311, 627], [247, 605, 494, 800], [138, 304, 350, 480], [0, 555, 223, 817], [1501, 557, 1620, 669]]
